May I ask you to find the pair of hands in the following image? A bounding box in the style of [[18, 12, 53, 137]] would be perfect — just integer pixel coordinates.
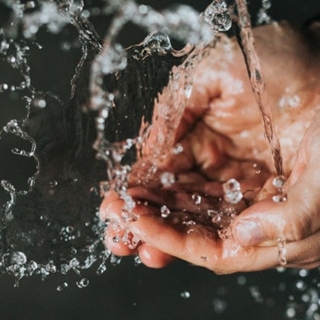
[[100, 22, 320, 273]]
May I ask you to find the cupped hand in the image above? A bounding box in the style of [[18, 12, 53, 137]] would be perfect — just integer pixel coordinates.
[[100, 21, 320, 272]]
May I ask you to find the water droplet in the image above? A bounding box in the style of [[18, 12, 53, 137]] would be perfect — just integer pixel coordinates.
[[237, 275, 247, 285], [272, 175, 286, 189], [180, 291, 190, 299], [160, 172, 175, 187], [277, 238, 287, 266], [11, 251, 27, 265], [249, 285, 264, 303], [110, 254, 122, 266], [160, 205, 171, 218], [218, 227, 232, 240], [272, 194, 287, 203], [184, 83, 193, 98], [134, 255, 142, 266], [112, 235, 121, 243], [49, 180, 58, 188], [222, 179, 243, 204], [76, 278, 89, 289], [96, 263, 107, 275], [57, 286, 63, 292], [201, 0, 231, 32], [213, 298, 227, 314], [171, 143, 183, 155], [45, 261, 57, 273], [121, 209, 139, 223], [192, 193, 201, 205]]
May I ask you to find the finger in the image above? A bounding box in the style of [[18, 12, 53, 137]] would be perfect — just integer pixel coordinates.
[[128, 211, 284, 273], [138, 243, 175, 268], [232, 159, 320, 246], [105, 227, 139, 256], [101, 191, 320, 271], [283, 230, 320, 269]]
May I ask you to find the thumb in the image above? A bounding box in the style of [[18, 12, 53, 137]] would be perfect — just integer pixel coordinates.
[[232, 163, 320, 246]]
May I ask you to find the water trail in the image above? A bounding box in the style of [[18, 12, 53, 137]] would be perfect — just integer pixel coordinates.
[[233, 0, 284, 179]]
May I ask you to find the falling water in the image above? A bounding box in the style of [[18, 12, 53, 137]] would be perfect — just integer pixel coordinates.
[[234, 0, 284, 179]]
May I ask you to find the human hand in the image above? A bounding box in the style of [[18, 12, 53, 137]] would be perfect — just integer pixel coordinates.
[[100, 21, 320, 273]]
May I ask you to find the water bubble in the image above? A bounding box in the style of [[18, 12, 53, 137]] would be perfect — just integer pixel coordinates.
[[222, 178, 243, 204], [160, 205, 171, 218], [57, 286, 63, 292]]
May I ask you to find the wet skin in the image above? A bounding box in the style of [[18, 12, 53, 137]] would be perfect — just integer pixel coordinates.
[[100, 21, 320, 273]]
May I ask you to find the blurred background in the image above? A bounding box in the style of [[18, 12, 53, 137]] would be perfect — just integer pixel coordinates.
[[1, 0, 320, 319]]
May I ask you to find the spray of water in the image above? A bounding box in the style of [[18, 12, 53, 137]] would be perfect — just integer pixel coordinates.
[[1, 2, 319, 319]]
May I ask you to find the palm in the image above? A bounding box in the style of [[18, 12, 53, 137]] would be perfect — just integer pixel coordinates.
[[101, 22, 320, 271]]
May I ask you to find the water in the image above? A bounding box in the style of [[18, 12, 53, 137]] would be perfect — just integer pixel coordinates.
[[234, 0, 284, 179], [0, 0, 319, 318]]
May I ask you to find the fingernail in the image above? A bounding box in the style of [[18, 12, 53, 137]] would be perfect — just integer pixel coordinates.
[[233, 219, 265, 246]]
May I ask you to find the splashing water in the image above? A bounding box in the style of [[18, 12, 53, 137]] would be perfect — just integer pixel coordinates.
[[0, 1, 319, 319], [0, 0, 233, 283], [0, 2, 319, 318]]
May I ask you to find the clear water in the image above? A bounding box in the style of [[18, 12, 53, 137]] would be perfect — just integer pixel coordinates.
[[0, 0, 319, 319]]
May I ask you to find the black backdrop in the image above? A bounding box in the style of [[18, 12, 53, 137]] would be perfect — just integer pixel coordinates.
[[1, 1, 320, 320]]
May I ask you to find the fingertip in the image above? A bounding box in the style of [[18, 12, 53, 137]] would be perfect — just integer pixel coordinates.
[[105, 230, 139, 256], [138, 244, 174, 268]]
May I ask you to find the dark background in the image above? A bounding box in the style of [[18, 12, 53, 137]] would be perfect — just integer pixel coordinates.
[[1, 0, 320, 319]]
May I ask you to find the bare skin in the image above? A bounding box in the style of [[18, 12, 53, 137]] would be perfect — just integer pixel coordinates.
[[100, 21, 320, 273]]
